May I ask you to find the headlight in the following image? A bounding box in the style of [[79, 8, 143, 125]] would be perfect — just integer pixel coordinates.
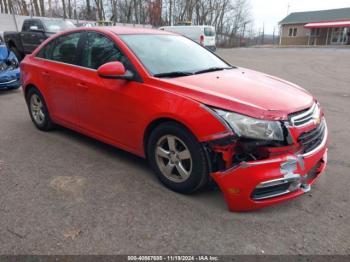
[[213, 109, 284, 141], [6, 59, 19, 70]]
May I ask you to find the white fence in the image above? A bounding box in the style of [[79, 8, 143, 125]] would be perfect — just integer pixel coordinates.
[[0, 13, 151, 32]]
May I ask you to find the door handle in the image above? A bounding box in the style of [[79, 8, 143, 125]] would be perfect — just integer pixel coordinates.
[[77, 83, 89, 91]]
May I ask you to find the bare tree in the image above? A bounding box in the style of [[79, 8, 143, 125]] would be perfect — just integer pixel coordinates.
[[67, 0, 71, 18], [86, 0, 91, 19], [39, 0, 45, 16], [2, 0, 9, 13], [0, 0, 4, 13], [61, 0, 66, 18], [32, 0, 41, 15], [3, 0, 253, 47]]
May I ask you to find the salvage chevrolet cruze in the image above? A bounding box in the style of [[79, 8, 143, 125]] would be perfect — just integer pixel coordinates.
[[21, 27, 328, 211]]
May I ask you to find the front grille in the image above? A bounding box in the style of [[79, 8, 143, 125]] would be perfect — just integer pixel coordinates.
[[298, 120, 326, 154], [289, 103, 318, 127]]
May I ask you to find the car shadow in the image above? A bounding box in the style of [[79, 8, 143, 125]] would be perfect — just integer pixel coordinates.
[[54, 125, 148, 171]]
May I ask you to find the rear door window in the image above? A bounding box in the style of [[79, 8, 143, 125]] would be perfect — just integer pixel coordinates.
[[204, 27, 215, 37], [50, 33, 82, 65]]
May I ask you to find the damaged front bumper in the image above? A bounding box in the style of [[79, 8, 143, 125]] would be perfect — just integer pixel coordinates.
[[210, 122, 328, 212]]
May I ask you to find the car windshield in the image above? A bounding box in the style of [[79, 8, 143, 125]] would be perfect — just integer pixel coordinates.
[[119, 34, 231, 77], [42, 20, 76, 33]]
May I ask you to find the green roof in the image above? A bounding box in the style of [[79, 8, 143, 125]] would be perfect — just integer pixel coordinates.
[[280, 7, 350, 25]]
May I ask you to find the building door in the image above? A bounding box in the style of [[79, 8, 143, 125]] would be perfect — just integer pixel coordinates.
[[331, 27, 347, 44]]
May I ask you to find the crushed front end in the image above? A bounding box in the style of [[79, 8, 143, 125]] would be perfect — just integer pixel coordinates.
[[204, 103, 328, 211], [0, 45, 20, 90]]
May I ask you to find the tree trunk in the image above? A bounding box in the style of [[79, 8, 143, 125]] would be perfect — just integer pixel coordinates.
[[95, 0, 102, 20], [39, 0, 45, 16], [8, 0, 13, 13], [101, 0, 105, 20], [20, 0, 29, 15], [68, 0, 71, 18], [86, 0, 91, 19], [3, 0, 8, 13], [48, 0, 52, 16], [0, 0, 4, 13], [61, 0, 66, 18], [33, 0, 41, 16]]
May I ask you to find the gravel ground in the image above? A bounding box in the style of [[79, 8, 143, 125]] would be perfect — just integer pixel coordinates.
[[0, 48, 349, 255]]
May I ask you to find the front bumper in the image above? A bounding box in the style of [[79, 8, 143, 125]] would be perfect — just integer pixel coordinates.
[[210, 124, 328, 212], [0, 78, 21, 89], [0, 69, 20, 89]]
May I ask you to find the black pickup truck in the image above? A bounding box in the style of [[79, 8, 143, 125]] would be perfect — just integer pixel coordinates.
[[4, 18, 75, 61]]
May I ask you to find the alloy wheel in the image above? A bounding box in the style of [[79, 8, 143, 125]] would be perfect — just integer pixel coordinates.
[[155, 135, 193, 183], [30, 94, 45, 125]]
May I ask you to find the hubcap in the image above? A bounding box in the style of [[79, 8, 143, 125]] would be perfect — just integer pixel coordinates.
[[155, 135, 192, 183], [30, 94, 45, 125]]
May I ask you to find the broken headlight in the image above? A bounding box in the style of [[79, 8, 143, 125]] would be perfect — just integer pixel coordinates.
[[6, 59, 19, 70], [213, 109, 284, 141]]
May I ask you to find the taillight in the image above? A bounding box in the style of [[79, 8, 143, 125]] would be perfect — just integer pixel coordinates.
[[200, 35, 204, 45]]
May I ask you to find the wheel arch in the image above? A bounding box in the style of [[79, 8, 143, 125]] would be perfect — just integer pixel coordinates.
[[7, 40, 16, 48], [24, 83, 39, 100]]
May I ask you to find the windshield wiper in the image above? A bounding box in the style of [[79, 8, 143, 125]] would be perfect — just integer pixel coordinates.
[[194, 66, 233, 75], [153, 71, 193, 78]]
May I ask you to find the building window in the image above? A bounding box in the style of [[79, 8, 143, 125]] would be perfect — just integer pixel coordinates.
[[311, 28, 320, 36], [288, 27, 298, 37]]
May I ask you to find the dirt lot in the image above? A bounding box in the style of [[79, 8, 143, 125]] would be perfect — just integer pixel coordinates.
[[0, 48, 349, 255]]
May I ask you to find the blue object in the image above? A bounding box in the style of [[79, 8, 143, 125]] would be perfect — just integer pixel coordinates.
[[0, 45, 20, 90]]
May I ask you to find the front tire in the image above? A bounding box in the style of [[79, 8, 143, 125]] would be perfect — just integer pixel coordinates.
[[26, 88, 54, 131], [147, 122, 209, 193]]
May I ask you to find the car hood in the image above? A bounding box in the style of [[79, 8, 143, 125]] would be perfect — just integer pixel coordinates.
[[0, 45, 20, 78], [157, 68, 314, 120], [0, 45, 10, 60]]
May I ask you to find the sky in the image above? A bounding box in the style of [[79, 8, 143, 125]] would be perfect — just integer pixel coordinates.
[[250, 0, 350, 34]]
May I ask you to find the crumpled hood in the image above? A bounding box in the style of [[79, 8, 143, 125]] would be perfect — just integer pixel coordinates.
[[0, 45, 20, 82], [0, 45, 10, 61], [158, 68, 314, 120]]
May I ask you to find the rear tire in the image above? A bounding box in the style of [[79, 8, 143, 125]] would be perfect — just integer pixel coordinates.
[[147, 122, 209, 194], [26, 88, 55, 131]]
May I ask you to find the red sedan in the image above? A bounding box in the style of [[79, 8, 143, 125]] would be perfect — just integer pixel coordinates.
[[20, 27, 328, 211]]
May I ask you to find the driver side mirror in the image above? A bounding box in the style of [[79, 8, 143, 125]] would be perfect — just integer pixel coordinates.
[[97, 61, 134, 80]]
